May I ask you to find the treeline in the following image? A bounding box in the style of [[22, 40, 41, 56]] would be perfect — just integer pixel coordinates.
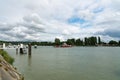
[[55, 36, 120, 46], [0, 36, 120, 46], [0, 40, 54, 46]]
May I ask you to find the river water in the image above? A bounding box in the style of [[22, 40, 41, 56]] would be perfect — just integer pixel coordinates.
[[6, 46, 120, 80]]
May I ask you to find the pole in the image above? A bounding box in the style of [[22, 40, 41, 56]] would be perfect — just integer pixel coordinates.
[[28, 43, 32, 55]]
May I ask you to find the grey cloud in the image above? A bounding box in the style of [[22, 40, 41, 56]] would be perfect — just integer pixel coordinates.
[[3, 30, 26, 40], [96, 20, 120, 26], [21, 22, 45, 32], [111, 0, 120, 11], [96, 29, 120, 38], [0, 13, 47, 41], [19, 14, 46, 33], [0, 23, 13, 31], [23, 14, 44, 25], [22, 28, 36, 34], [0, 33, 11, 41]]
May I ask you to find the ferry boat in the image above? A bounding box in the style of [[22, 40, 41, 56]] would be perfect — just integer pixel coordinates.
[[54, 43, 72, 48], [34, 45, 37, 48], [61, 43, 72, 47]]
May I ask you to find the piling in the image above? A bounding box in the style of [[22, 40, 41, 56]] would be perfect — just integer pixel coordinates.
[[28, 44, 32, 55]]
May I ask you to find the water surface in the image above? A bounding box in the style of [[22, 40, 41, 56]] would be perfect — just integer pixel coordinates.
[[6, 47, 120, 80]]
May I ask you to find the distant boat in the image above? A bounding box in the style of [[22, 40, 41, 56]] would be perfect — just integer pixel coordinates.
[[60, 43, 72, 48], [54, 43, 72, 48], [34, 45, 37, 48], [19, 44, 27, 54], [23, 48, 27, 54], [20, 48, 27, 54]]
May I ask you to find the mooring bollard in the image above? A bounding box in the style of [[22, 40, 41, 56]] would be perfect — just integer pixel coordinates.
[[28, 44, 32, 55]]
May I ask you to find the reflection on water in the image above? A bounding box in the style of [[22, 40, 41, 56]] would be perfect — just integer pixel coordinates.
[[28, 55, 32, 66], [6, 47, 120, 80], [114, 70, 120, 76], [16, 48, 18, 55]]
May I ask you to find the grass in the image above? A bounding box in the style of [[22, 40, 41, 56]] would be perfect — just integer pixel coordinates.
[[0, 49, 14, 65]]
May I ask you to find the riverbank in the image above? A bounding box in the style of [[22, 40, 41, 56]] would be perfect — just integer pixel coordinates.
[[0, 49, 24, 80]]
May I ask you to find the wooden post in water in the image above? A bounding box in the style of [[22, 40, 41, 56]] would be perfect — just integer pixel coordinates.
[[28, 43, 32, 55]]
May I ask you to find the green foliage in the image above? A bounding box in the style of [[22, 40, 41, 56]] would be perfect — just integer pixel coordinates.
[[66, 39, 75, 45], [70, 38, 76, 45], [31, 41, 54, 46], [84, 37, 97, 46], [0, 49, 14, 65], [84, 37, 89, 46], [0, 37, 120, 47], [90, 36, 97, 45], [55, 38, 61, 45], [109, 40, 118, 45], [0, 40, 6, 45], [119, 41, 120, 46], [75, 39, 83, 46], [98, 37, 101, 44]]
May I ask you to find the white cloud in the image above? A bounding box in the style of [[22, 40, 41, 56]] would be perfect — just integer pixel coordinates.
[[0, 0, 120, 41]]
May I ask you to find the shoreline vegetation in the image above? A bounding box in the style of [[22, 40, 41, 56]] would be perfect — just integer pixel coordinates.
[[0, 49, 14, 65], [0, 49, 24, 80], [0, 36, 120, 47]]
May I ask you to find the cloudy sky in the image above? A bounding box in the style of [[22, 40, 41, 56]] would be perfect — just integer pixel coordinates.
[[0, 0, 120, 42]]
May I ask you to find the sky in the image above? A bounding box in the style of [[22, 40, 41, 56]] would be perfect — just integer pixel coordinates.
[[0, 0, 120, 42]]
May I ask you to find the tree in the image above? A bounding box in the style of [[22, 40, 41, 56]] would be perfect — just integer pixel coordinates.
[[84, 37, 97, 46], [98, 36, 101, 44], [108, 40, 118, 46], [90, 36, 97, 46], [75, 38, 83, 46], [66, 39, 73, 45], [71, 38, 76, 45], [55, 38, 60, 45], [84, 37, 89, 46], [119, 41, 120, 46]]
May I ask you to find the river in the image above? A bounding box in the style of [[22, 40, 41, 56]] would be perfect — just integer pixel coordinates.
[[6, 46, 120, 80]]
